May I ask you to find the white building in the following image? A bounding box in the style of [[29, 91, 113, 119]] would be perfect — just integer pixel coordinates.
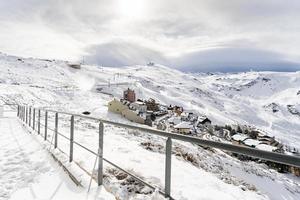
[[244, 139, 261, 147], [167, 116, 181, 125], [174, 122, 193, 134], [232, 133, 249, 142], [196, 116, 211, 126], [256, 144, 277, 152], [130, 101, 147, 112]]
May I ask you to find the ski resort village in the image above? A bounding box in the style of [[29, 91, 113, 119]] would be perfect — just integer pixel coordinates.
[[108, 88, 300, 176]]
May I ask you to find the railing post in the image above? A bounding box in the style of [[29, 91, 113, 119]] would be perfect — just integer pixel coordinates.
[[38, 109, 41, 134], [165, 137, 172, 198], [33, 108, 35, 130], [29, 107, 31, 127], [69, 115, 74, 162], [23, 106, 25, 121], [98, 122, 104, 186], [18, 105, 21, 119], [54, 113, 58, 148], [22, 106, 25, 121], [44, 111, 48, 140], [17, 105, 19, 117], [25, 106, 28, 124], [22, 106, 24, 121]]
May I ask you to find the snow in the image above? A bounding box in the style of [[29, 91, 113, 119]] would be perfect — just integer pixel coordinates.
[[101, 129, 266, 200], [232, 133, 249, 141], [0, 53, 300, 199], [244, 139, 261, 147], [167, 116, 181, 125], [0, 110, 268, 200], [256, 144, 277, 152], [228, 164, 300, 200], [174, 121, 192, 129], [0, 109, 114, 200]]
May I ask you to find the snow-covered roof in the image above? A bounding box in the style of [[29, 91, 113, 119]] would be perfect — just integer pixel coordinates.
[[167, 116, 181, 124], [198, 115, 207, 120], [68, 62, 80, 65], [197, 115, 210, 122], [132, 101, 145, 105], [232, 134, 248, 141], [174, 122, 193, 129], [244, 139, 261, 147], [256, 144, 277, 152], [182, 110, 194, 114], [180, 112, 189, 118]]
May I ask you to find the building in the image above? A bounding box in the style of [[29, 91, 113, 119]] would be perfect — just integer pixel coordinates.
[[167, 116, 181, 125], [174, 122, 193, 134], [231, 133, 249, 144], [130, 101, 147, 112], [257, 135, 275, 145], [256, 144, 277, 152], [181, 110, 198, 122], [180, 111, 191, 121], [153, 110, 168, 116], [124, 88, 136, 103], [144, 115, 153, 126], [173, 106, 183, 115], [196, 116, 211, 127], [147, 61, 155, 66], [243, 139, 261, 148], [67, 62, 81, 69], [121, 109, 145, 124], [108, 99, 128, 114], [145, 98, 159, 111], [108, 98, 152, 126]]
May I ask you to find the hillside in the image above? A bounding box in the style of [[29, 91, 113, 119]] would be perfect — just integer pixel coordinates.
[[2, 52, 300, 148], [0, 52, 300, 200]]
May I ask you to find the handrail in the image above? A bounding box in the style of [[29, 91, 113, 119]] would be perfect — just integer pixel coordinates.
[[22, 106, 300, 167], [16, 105, 300, 199]]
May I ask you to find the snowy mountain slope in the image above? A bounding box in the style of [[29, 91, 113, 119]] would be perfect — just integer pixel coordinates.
[[86, 65, 300, 149], [202, 72, 300, 149], [0, 52, 300, 200]]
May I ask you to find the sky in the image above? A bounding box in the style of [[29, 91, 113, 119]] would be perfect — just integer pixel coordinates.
[[0, 0, 300, 72]]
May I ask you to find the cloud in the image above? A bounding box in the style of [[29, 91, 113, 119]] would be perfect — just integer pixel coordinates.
[[0, 0, 300, 72], [84, 41, 300, 72], [85, 41, 167, 67], [171, 47, 300, 72]]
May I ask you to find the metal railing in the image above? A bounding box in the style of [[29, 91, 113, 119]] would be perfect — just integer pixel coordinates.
[[16, 105, 300, 199]]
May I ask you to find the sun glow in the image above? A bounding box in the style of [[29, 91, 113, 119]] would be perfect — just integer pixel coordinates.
[[117, 0, 146, 19]]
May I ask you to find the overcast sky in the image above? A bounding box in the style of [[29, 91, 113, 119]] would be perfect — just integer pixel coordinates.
[[0, 0, 300, 72]]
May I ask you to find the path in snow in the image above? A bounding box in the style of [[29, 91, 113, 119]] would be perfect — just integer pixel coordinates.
[[0, 112, 114, 200]]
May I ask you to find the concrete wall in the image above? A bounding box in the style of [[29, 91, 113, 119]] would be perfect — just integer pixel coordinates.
[[130, 102, 147, 112], [121, 109, 145, 124], [108, 99, 128, 114], [175, 128, 190, 134]]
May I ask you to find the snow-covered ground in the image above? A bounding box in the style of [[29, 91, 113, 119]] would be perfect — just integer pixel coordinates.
[[0, 52, 300, 199], [0, 108, 115, 200]]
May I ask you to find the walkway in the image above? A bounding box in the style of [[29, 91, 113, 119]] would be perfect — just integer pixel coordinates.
[[0, 112, 114, 200]]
